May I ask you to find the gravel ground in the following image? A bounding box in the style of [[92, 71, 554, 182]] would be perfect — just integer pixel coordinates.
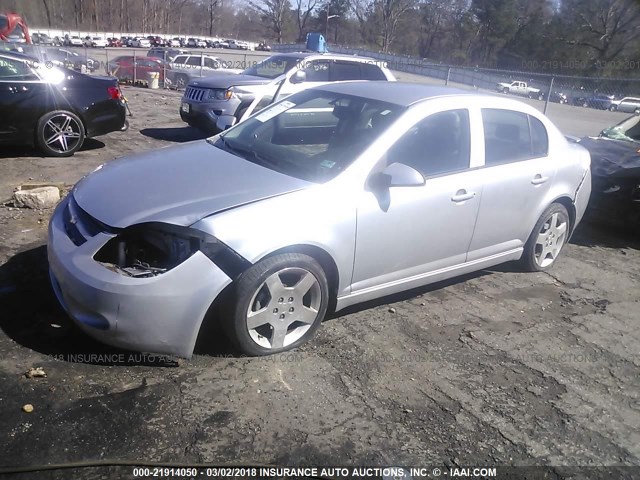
[[0, 87, 639, 479]]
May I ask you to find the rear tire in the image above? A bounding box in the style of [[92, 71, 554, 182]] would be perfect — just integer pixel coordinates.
[[521, 203, 570, 272], [36, 110, 85, 157], [223, 253, 329, 356]]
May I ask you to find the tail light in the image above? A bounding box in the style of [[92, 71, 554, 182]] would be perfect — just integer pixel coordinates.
[[107, 86, 122, 100]]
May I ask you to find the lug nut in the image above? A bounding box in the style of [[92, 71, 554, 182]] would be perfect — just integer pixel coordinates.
[[279, 314, 285, 319], [289, 307, 294, 312], [288, 297, 294, 302], [273, 308, 278, 313]]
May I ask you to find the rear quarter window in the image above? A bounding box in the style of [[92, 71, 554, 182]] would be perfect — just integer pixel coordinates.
[[529, 116, 549, 157]]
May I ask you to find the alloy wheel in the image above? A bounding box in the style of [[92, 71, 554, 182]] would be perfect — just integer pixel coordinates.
[[42, 114, 83, 154], [246, 267, 322, 349], [534, 212, 568, 268]]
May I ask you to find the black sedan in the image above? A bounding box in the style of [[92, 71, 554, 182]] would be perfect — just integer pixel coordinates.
[[575, 115, 640, 231], [0, 51, 127, 156]]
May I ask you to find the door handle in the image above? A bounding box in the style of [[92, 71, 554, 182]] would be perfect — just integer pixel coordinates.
[[531, 174, 549, 185], [451, 189, 476, 203]]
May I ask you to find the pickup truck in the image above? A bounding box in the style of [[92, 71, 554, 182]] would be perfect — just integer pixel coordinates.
[[497, 81, 545, 100]]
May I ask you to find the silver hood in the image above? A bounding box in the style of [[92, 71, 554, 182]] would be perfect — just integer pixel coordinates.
[[73, 141, 310, 229]]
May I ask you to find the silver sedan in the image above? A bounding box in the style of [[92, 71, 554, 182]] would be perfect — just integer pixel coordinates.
[[48, 83, 592, 357]]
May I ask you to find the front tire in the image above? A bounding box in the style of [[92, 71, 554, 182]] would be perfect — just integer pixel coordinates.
[[223, 253, 329, 356], [521, 203, 570, 272], [36, 110, 85, 157]]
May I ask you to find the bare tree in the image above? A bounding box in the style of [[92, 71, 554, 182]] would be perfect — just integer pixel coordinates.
[[296, 0, 317, 42], [208, 0, 221, 36], [250, 0, 292, 43], [565, 0, 640, 65], [41, 0, 53, 27], [378, 0, 417, 52]]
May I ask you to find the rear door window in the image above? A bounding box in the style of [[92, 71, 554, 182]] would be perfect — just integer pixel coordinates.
[[482, 109, 548, 165], [329, 61, 362, 81]]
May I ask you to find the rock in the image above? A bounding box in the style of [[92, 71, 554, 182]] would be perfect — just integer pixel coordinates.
[[24, 367, 47, 379], [389, 307, 396, 314], [14, 187, 60, 209], [22, 404, 34, 413]]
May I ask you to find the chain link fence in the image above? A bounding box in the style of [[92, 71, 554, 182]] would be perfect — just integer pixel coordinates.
[[4, 38, 640, 116], [274, 43, 640, 115]]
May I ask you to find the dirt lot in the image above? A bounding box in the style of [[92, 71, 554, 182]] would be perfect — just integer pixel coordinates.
[[0, 87, 639, 479]]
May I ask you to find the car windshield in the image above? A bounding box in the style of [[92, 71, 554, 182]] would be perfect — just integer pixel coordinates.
[[241, 55, 301, 79], [209, 90, 404, 183], [601, 115, 640, 143]]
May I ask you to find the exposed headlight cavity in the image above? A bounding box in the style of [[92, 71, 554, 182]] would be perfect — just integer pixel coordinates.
[[94, 223, 250, 279]]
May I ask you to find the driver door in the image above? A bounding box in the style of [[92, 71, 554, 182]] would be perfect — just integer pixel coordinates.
[[0, 57, 42, 143], [351, 108, 483, 293]]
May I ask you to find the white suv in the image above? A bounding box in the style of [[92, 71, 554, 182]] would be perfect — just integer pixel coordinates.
[[179, 52, 396, 132], [168, 54, 243, 88]]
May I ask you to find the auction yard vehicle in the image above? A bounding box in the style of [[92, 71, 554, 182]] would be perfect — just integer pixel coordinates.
[[0, 51, 127, 156], [130, 37, 151, 48], [63, 34, 83, 47], [609, 97, 640, 114], [179, 52, 396, 132], [48, 83, 591, 357], [83, 36, 107, 48], [168, 53, 242, 88], [497, 81, 544, 100], [576, 114, 640, 231], [0, 12, 31, 43]]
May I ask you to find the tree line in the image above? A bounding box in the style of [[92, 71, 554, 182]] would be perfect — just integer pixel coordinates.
[[2, 0, 639, 76]]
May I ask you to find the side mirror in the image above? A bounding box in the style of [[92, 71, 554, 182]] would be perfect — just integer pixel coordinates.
[[290, 70, 306, 84], [369, 163, 425, 190]]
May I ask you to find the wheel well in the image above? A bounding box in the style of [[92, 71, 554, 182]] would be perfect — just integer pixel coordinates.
[[265, 245, 340, 299], [553, 196, 576, 233]]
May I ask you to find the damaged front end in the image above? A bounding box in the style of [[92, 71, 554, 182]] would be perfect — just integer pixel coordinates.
[[94, 222, 250, 279]]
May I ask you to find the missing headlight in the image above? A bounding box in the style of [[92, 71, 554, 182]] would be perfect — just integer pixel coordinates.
[[94, 222, 250, 278]]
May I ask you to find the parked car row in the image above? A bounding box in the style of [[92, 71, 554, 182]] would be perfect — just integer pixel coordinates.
[[499, 82, 640, 113]]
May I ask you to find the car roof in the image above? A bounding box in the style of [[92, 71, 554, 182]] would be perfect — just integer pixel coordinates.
[[315, 82, 476, 107]]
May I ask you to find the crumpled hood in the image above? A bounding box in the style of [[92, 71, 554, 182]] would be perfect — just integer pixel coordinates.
[[190, 74, 271, 89], [73, 141, 310, 229], [579, 136, 640, 179]]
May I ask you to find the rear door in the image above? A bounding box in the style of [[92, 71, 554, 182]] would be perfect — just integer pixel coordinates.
[[466, 108, 556, 261]]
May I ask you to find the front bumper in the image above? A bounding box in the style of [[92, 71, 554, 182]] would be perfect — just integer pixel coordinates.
[[180, 100, 239, 131], [47, 196, 232, 358]]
